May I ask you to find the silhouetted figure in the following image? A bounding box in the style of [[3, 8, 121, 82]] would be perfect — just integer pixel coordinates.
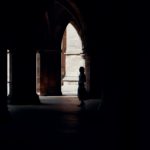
[[78, 67, 87, 106]]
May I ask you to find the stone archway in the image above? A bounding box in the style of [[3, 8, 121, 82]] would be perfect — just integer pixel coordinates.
[[61, 23, 85, 95], [33, 0, 89, 97]]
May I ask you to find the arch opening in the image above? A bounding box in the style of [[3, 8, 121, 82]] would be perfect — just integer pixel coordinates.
[[61, 23, 85, 95]]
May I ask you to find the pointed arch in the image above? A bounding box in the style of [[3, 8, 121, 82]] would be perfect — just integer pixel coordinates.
[[61, 22, 85, 95]]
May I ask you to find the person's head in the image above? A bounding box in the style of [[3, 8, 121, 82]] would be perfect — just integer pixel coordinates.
[[79, 66, 85, 73]]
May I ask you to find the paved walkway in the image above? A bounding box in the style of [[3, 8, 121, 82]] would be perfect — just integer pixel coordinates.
[[0, 96, 119, 150]]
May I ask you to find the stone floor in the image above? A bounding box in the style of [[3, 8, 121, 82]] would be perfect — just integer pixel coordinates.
[[0, 96, 120, 150]]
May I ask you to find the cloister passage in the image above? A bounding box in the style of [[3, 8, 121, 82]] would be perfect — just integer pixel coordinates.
[[7, 23, 85, 95], [6, 0, 90, 101], [1, 0, 134, 149], [35, 23, 85, 96]]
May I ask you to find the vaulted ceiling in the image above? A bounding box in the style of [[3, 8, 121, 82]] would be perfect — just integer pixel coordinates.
[[1, 0, 88, 49]]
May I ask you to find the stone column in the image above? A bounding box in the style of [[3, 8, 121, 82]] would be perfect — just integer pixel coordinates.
[[40, 49, 62, 95], [61, 30, 67, 84], [36, 51, 40, 95], [84, 52, 91, 96], [10, 48, 40, 104], [0, 49, 9, 121]]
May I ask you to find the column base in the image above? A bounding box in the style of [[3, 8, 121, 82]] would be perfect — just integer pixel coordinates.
[[8, 94, 40, 105], [44, 88, 62, 96], [0, 108, 11, 123]]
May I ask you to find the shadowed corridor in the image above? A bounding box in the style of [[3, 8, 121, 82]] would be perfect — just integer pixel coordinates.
[[0, 96, 119, 150]]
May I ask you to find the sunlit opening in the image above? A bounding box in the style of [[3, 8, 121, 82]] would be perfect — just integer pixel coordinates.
[[7, 49, 10, 96], [61, 23, 85, 95]]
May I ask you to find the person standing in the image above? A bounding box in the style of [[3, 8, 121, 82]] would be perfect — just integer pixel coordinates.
[[78, 66, 87, 106]]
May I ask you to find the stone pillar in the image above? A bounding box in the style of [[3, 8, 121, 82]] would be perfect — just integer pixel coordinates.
[[61, 30, 67, 84], [84, 53, 91, 96], [36, 51, 40, 95], [0, 49, 9, 121], [40, 49, 62, 95], [10, 48, 40, 104]]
